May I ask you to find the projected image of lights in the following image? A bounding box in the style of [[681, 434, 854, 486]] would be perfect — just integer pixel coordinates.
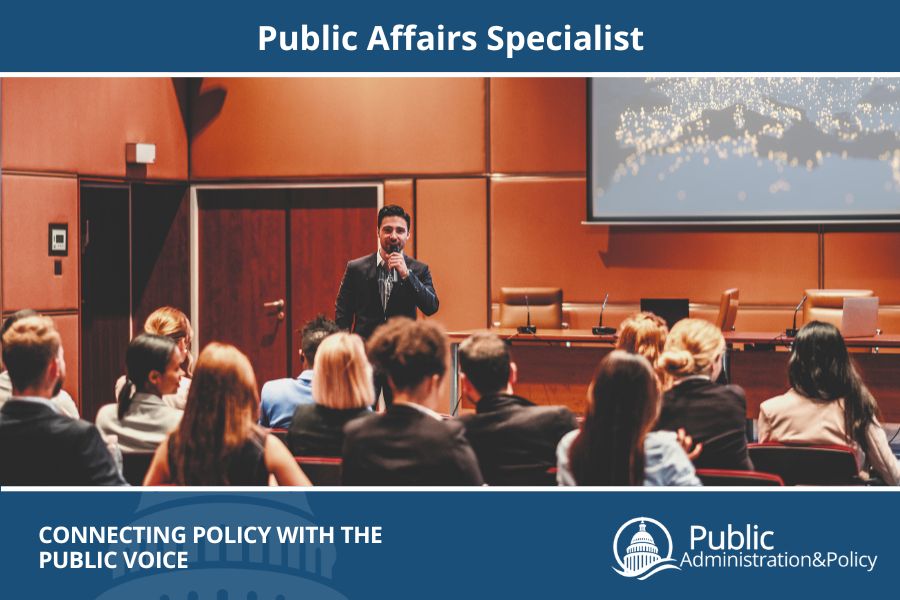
[[589, 77, 900, 222]]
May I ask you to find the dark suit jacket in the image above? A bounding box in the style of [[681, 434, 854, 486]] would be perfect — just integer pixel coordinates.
[[335, 252, 439, 339], [342, 403, 483, 486], [288, 403, 369, 457], [655, 378, 753, 471], [0, 399, 125, 485], [459, 393, 577, 485]]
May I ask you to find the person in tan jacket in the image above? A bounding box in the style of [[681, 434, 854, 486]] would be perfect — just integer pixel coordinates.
[[758, 321, 900, 485]]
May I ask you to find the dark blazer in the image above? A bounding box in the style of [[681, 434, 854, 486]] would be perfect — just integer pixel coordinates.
[[0, 399, 125, 485], [288, 403, 370, 457], [459, 393, 577, 485], [342, 403, 483, 486], [335, 252, 439, 339], [655, 378, 753, 471]]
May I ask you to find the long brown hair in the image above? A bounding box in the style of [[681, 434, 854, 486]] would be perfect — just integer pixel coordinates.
[[168, 343, 262, 485], [569, 351, 661, 485], [616, 312, 669, 388], [144, 306, 194, 377]]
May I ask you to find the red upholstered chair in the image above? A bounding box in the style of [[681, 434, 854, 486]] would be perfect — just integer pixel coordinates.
[[295, 456, 343, 486], [713, 288, 740, 332], [747, 442, 863, 486], [802, 289, 874, 330], [696, 468, 783, 486]]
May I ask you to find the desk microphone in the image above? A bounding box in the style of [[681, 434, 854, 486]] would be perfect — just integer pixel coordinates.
[[517, 295, 537, 334], [593, 292, 617, 335], [785, 294, 808, 337]]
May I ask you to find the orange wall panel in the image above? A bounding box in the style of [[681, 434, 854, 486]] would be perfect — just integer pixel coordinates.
[[491, 178, 819, 305], [384, 179, 415, 256], [54, 313, 80, 407], [823, 231, 900, 304], [191, 78, 486, 179], [416, 178, 488, 330], [1, 78, 188, 179], [490, 78, 586, 174], [2, 175, 79, 311]]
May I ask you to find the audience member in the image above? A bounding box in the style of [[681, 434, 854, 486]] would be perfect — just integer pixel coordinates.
[[557, 351, 700, 486], [288, 332, 373, 456], [457, 332, 576, 485], [144, 343, 310, 486], [342, 318, 483, 485], [0, 309, 79, 418], [116, 307, 193, 411], [260, 315, 340, 429], [758, 321, 900, 484], [0, 316, 124, 485], [97, 334, 183, 452], [616, 311, 670, 389], [655, 318, 752, 470]]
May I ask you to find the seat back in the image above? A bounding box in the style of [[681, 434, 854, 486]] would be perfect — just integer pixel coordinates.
[[122, 452, 155, 486], [802, 289, 874, 330], [747, 442, 861, 485], [714, 288, 740, 331], [295, 456, 343, 486], [499, 287, 563, 329], [696, 468, 783, 486]]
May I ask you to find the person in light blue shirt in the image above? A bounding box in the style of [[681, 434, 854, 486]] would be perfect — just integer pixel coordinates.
[[556, 350, 701, 487], [259, 315, 339, 429]]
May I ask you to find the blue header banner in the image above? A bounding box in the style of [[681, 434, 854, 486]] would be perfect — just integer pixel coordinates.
[[0, 0, 898, 72], [0, 489, 897, 598]]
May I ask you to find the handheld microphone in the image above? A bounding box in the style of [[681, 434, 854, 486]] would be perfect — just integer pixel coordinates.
[[785, 294, 808, 337], [388, 243, 400, 282], [593, 292, 617, 335], [517, 294, 537, 334]]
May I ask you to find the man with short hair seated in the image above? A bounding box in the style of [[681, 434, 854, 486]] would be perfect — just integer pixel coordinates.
[[259, 315, 340, 429], [457, 332, 577, 485], [0, 316, 124, 485], [342, 318, 483, 486]]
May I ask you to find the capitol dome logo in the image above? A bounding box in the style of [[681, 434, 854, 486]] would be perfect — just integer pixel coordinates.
[[612, 517, 680, 580]]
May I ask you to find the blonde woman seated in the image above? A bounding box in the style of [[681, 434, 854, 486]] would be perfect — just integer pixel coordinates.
[[655, 318, 752, 471], [616, 312, 670, 389], [287, 332, 373, 457], [115, 307, 194, 410], [96, 334, 184, 453], [144, 343, 310, 486], [759, 321, 900, 485], [556, 351, 700, 486]]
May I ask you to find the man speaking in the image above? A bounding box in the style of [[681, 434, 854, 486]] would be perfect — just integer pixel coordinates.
[[335, 203, 439, 342]]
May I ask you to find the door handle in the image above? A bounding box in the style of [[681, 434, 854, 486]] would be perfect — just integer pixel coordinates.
[[264, 299, 286, 321]]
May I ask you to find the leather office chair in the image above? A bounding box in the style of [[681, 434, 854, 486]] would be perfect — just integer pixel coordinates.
[[714, 288, 740, 331], [498, 287, 564, 329], [695, 468, 783, 486], [802, 289, 874, 329], [747, 442, 863, 485]]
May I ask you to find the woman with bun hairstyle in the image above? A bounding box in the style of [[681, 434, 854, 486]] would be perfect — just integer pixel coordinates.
[[615, 312, 670, 389], [655, 318, 752, 470], [144, 343, 310, 486], [759, 321, 899, 484], [96, 334, 184, 453]]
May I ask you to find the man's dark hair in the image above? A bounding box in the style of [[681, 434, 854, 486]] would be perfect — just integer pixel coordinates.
[[301, 315, 340, 367], [458, 333, 511, 396], [377, 204, 411, 230], [367, 317, 446, 392]]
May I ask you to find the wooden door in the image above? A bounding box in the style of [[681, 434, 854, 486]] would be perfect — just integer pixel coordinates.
[[197, 190, 289, 388], [288, 188, 377, 376]]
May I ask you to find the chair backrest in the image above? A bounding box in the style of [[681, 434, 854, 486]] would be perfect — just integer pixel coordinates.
[[295, 456, 343, 486], [714, 288, 740, 331], [747, 442, 862, 485], [696, 468, 783, 486], [122, 452, 155, 486], [802, 289, 874, 330], [499, 287, 563, 329]]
